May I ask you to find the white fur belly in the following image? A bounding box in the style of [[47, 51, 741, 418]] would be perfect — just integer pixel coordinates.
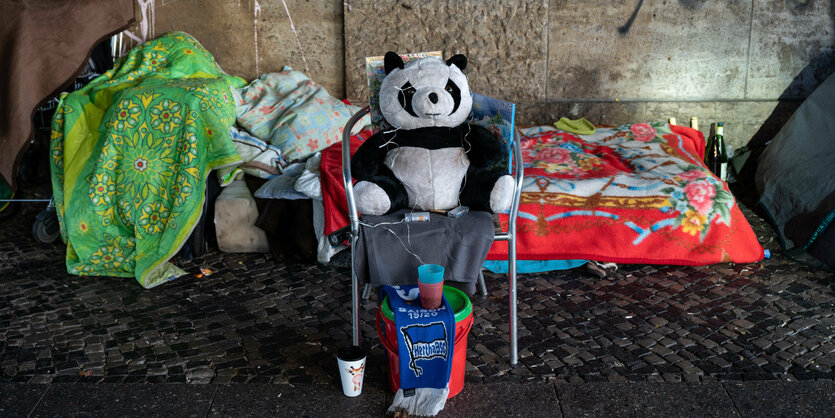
[[384, 146, 470, 210]]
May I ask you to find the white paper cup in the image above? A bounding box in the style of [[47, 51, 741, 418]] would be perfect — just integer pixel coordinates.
[[337, 345, 366, 397]]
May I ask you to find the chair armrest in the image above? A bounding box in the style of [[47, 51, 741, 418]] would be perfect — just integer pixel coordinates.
[[496, 138, 524, 239], [342, 107, 371, 239], [509, 137, 524, 231]]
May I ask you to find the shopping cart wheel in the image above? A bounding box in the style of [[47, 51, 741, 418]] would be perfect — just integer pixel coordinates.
[[32, 208, 60, 244]]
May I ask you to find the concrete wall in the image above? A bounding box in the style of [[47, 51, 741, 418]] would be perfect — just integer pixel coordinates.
[[122, 0, 345, 98], [124, 0, 834, 149], [344, 0, 834, 148]]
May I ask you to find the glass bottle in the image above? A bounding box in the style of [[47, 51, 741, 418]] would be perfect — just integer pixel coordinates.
[[705, 122, 728, 181]]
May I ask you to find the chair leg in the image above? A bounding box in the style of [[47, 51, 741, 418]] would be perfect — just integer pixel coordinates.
[[478, 270, 487, 296], [509, 242, 518, 365], [362, 283, 372, 300], [351, 243, 360, 347]]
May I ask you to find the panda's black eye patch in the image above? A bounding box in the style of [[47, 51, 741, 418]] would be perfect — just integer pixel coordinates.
[[398, 82, 418, 117], [445, 79, 462, 115]]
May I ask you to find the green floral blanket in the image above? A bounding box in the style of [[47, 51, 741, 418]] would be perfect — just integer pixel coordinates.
[[50, 32, 245, 288]]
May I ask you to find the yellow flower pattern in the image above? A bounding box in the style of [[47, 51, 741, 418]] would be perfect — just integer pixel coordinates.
[[137, 201, 171, 235], [109, 98, 142, 132], [149, 98, 183, 134], [89, 245, 126, 267], [681, 210, 707, 236], [89, 173, 116, 206]]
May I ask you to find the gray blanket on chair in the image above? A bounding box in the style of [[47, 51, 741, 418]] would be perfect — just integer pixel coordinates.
[[353, 210, 495, 295]]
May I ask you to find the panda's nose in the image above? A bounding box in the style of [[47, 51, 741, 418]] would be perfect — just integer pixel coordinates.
[[428, 92, 438, 104]]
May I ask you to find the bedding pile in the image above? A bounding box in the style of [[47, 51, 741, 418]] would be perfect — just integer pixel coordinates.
[[50, 32, 245, 288], [51, 30, 763, 281], [231, 68, 369, 263], [234, 68, 363, 163], [487, 123, 764, 265]]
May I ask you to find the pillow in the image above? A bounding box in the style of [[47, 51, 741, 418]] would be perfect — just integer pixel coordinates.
[[253, 162, 308, 200], [229, 126, 285, 179], [235, 67, 363, 162]]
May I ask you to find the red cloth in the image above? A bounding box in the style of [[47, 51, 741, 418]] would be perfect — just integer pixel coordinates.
[[487, 124, 763, 265], [673, 125, 706, 161], [320, 128, 374, 236]]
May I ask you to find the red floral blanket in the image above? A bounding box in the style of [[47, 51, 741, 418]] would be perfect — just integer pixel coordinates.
[[487, 123, 764, 265]]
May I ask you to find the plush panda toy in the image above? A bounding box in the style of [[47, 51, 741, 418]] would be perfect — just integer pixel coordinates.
[[351, 52, 514, 216]]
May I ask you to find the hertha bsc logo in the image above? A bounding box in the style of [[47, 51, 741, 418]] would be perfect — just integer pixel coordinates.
[[399, 322, 449, 377]]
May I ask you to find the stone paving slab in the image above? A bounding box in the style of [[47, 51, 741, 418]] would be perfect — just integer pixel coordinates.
[[440, 382, 561, 417], [556, 382, 739, 417], [724, 380, 835, 418], [30, 383, 216, 418], [0, 384, 49, 418], [3, 381, 834, 417], [208, 383, 387, 417]]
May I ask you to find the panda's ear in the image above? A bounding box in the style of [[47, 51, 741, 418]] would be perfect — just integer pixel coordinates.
[[384, 52, 404, 75], [446, 54, 467, 71]]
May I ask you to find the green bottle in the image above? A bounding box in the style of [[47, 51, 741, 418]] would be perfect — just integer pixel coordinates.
[[705, 122, 728, 181]]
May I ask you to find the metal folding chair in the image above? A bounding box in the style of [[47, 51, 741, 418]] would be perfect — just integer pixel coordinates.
[[340, 105, 524, 364]]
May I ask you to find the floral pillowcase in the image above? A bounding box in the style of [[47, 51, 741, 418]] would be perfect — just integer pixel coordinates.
[[235, 67, 366, 163]]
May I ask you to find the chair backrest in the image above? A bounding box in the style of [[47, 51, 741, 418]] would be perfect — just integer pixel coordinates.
[[470, 93, 516, 173]]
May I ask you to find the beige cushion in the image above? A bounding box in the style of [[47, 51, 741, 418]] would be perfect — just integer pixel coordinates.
[[214, 181, 269, 253]]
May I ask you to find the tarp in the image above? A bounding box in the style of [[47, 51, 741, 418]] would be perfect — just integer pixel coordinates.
[[0, 0, 134, 188], [756, 73, 835, 270]]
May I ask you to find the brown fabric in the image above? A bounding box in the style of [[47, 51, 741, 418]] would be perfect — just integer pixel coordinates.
[[254, 198, 318, 263], [0, 0, 134, 188]]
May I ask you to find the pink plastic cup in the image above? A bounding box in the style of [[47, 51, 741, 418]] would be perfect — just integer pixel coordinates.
[[417, 264, 445, 309]]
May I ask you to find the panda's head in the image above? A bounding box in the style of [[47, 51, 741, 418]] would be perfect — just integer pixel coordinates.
[[379, 51, 472, 130]]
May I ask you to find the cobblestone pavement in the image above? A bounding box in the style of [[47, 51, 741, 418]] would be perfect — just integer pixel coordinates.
[[0, 194, 833, 387]]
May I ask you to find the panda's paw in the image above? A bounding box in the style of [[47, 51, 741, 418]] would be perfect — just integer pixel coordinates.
[[354, 181, 391, 215], [489, 175, 514, 213]]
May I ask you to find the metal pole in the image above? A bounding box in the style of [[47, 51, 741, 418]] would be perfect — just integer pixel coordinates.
[[350, 234, 360, 346], [509, 138, 523, 365], [342, 107, 370, 346]]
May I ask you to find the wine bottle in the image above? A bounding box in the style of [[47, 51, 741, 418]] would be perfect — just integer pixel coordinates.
[[705, 122, 728, 181], [704, 123, 714, 166], [717, 122, 728, 181]]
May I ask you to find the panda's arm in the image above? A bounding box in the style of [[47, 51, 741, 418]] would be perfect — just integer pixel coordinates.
[[351, 132, 390, 181], [464, 124, 507, 169], [350, 132, 409, 210]]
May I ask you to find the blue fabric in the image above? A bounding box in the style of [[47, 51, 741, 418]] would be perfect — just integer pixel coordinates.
[[253, 162, 308, 200], [383, 285, 454, 391], [482, 259, 587, 274]]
